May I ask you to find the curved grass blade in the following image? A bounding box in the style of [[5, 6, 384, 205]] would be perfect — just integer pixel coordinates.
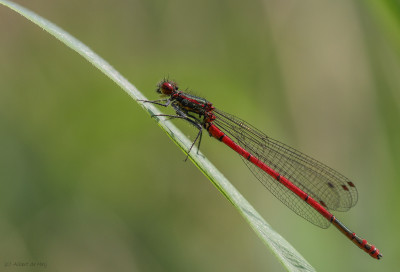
[[0, 1, 315, 270]]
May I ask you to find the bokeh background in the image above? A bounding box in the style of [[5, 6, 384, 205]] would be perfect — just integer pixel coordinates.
[[1, 0, 399, 271]]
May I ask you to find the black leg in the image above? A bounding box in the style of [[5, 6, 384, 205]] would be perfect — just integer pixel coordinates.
[[168, 104, 204, 160], [184, 125, 203, 161], [141, 99, 205, 160], [138, 98, 171, 107]]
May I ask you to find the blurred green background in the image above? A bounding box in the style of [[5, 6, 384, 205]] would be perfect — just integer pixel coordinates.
[[1, 0, 399, 271]]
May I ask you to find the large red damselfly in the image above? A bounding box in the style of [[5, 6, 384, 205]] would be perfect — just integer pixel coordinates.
[[141, 79, 382, 260]]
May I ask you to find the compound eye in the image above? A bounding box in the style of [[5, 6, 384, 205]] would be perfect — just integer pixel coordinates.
[[162, 82, 174, 94], [157, 80, 178, 95]]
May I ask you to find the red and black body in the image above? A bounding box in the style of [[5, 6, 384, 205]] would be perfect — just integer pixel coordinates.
[[141, 79, 382, 259]]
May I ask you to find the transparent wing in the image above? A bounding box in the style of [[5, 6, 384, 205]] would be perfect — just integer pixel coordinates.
[[214, 109, 358, 228]]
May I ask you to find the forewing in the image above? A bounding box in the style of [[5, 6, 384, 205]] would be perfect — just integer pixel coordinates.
[[214, 109, 358, 228]]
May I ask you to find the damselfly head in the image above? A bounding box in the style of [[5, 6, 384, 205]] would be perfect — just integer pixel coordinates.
[[156, 80, 178, 96]]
